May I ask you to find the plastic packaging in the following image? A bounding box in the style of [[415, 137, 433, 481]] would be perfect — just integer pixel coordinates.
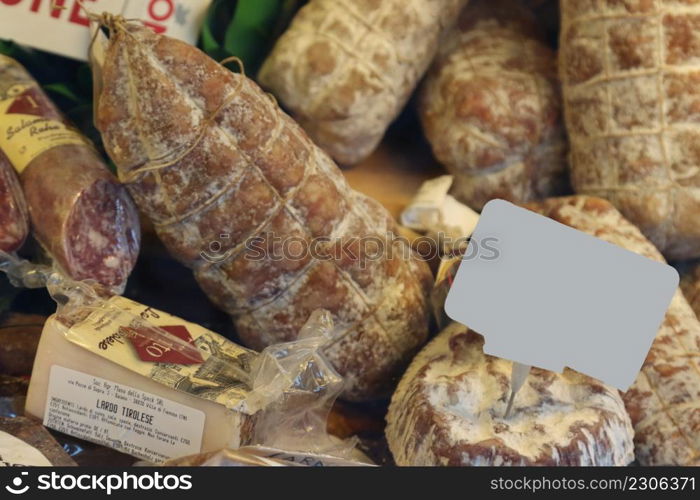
[[0, 252, 370, 465], [163, 445, 372, 467], [401, 176, 480, 241], [163, 448, 292, 467], [0, 55, 140, 290]]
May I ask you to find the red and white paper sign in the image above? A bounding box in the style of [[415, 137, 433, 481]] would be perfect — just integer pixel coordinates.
[[0, 0, 211, 61]]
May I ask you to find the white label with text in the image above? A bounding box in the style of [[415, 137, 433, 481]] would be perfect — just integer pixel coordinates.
[[43, 365, 204, 463]]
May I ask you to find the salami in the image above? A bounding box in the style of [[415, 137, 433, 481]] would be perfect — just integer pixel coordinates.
[[418, 0, 568, 210], [94, 22, 433, 401], [386, 322, 635, 466], [680, 263, 700, 320], [560, 0, 700, 260], [258, 0, 468, 165], [0, 55, 140, 289], [0, 153, 28, 253]]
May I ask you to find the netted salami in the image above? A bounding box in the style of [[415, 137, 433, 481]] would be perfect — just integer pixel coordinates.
[[419, 0, 568, 210], [560, 1, 700, 260], [94, 20, 433, 401], [258, 0, 468, 165], [680, 262, 700, 319], [0, 55, 140, 288]]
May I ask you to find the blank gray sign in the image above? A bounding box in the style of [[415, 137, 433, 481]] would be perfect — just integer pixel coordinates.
[[444, 199, 679, 391]]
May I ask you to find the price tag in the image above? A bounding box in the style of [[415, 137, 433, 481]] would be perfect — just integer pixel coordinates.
[[445, 199, 679, 391]]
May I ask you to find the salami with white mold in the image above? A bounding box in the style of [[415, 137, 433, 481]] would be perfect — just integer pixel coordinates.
[[0, 55, 140, 288], [93, 20, 433, 401]]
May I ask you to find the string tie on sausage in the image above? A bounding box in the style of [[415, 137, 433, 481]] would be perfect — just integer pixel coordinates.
[[51, 0, 140, 35], [122, 58, 279, 184], [49, 1, 282, 185]]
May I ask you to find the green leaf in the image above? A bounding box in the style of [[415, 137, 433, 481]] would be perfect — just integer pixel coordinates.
[[199, 0, 238, 61], [224, 0, 281, 73], [200, 1, 223, 54], [0, 39, 13, 56], [43, 83, 81, 103]]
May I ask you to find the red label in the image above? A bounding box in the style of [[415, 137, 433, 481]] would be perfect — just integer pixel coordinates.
[[6, 87, 63, 121], [122, 324, 204, 365], [148, 0, 173, 21]]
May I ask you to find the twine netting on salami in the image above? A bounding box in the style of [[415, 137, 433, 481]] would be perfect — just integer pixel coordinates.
[[86, 6, 433, 402], [560, 1, 700, 260], [258, 0, 469, 166], [526, 197, 700, 466], [418, 0, 568, 210]]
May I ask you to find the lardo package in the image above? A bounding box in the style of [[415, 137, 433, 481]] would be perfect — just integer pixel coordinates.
[[0, 0, 211, 61], [0, 253, 371, 466]]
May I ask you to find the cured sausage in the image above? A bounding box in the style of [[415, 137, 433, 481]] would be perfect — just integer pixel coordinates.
[[387, 322, 635, 466], [528, 196, 700, 465], [419, 0, 568, 210], [560, 0, 700, 259], [258, 0, 468, 165], [0, 152, 28, 253], [94, 23, 433, 401], [0, 55, 140, 288]]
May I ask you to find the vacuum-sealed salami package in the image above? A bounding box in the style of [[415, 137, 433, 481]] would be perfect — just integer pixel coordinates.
[[0, 55, 140, 290]]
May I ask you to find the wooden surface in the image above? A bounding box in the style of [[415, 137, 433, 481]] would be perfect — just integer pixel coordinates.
[[0, 314, 44, 376], [343, 142, 444, 219]]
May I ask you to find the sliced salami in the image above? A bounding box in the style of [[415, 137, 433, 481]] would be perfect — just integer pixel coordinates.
[[0, 55, 140, 288]]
